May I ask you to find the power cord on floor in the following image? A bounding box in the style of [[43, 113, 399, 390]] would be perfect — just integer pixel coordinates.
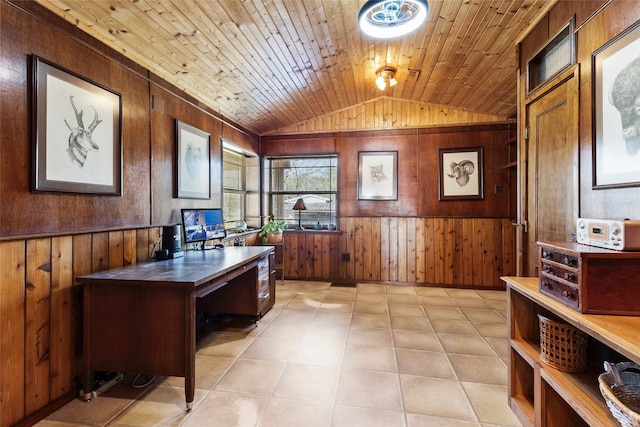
[[131, 373, 156, 389]]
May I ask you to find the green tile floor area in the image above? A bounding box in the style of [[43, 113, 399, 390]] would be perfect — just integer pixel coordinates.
[[38, 281, 520, 427]]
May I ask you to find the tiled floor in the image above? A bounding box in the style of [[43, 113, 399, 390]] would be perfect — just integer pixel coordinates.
[[37, 281, 521, 427]]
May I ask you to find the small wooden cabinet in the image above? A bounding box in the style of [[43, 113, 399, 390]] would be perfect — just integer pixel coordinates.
[[538, 241, 640, 315], [504, 276, 640, 427]]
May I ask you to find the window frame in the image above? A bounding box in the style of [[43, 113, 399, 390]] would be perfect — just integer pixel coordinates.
[[222, 140, 259, 230], [264, 154, 339, 230]]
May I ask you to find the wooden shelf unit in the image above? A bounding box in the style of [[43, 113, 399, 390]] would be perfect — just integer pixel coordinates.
[[503, 276, 640, 427]]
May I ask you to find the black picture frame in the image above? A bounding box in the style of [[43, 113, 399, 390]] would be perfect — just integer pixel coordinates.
[[593, 20, 640, 189], [357, 151, 398, 200], [438, 147, 484, 200], [176, 119, 211, 199], [32, 55, 122, 195]]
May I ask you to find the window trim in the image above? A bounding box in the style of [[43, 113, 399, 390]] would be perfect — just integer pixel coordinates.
[[264, 154, 339, 230]]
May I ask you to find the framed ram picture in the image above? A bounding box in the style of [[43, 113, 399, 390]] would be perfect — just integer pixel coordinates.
[[357, 151, 398, 200], [32, 55, 122, 195], [439, 147, 484, 200]]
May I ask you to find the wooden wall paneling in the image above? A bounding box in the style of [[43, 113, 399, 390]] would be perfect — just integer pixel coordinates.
[[502, 218, 515, 279], [453, 218, 464, 285], [491, 219, 505, 287], [123, 229, 137, 266], [25, 238, 51, 414], [433, 218, 445, 285], [0, 240, 26, 426], [305, 233, 314, 279], [389, 217, 399, 282], [406, 217, 417, 283], [354, 218, 365, 281], [337, 219, 346, 281], [287, 232, 300, 278], [481, 218, 496, 287], [329, 234, 339, 281], [380, 218, 390, 282], [362, 217, 373, 281], [462, 219, 475, 286], [221, 122, 260, 155], [108, 231, 124, 270], [314, 234, 324, 279], [397, 218, 407, 283], [342, 217, 355, 281], [415, 218, 426, 283], [370, 217, 382, 282], [49, 236, 74, 402], [424, 218, 436, 284], [472, 219, 485, 287], [297, 234, 306, 278], [444, 219, 455, 285], [323, 234, 333, 280], [136, 228, 150, 263], [72, 235, 92, 279], [91, 232, 109, 273]]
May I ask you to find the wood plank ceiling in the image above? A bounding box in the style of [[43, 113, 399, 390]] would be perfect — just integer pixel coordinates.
[[36, 0, 552, 135]]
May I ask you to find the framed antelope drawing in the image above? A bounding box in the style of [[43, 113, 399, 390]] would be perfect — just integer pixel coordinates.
[[32, 55, 122, 194], [357, 151, 398, 200]]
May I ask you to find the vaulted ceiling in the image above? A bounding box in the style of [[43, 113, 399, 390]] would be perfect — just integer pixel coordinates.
[[36, 0, 552, 135]]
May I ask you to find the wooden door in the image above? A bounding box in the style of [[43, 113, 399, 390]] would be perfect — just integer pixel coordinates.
[[523, 68, 579, 276]]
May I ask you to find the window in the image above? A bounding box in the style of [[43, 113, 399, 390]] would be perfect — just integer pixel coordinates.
[[265, 155, 338, 229], [222, 141, 259, 230]]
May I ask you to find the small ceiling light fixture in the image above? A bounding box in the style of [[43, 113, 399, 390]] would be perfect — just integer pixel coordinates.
[[358, 0, 429, 39], [375, 66, 398, 90]]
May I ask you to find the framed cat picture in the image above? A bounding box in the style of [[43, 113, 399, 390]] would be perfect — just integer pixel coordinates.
[[357, 151, 397, 200]]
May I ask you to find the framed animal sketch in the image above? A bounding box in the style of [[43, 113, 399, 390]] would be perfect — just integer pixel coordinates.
[[358, 151, 397, 200], [32, 55, 122, 194], [593, 20, 640, 188], [439, 147, 484, 200], [176, 120, 211, 199]]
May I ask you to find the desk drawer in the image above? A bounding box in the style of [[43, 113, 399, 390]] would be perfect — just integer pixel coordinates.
[[196, 276, 228, 298], [258, 255, 270, 281], [257, 278, 270, 311]]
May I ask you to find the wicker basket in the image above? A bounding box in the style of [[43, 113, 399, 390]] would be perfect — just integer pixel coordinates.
[[599, 361, 640, 427], [538, 314, 587, 373]]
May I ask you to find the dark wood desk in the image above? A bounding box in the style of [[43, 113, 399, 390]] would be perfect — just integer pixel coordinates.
[[77, 246, 274, 410]]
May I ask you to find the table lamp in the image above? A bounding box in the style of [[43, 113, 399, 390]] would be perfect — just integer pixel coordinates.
[[292, 198, 307, 230]]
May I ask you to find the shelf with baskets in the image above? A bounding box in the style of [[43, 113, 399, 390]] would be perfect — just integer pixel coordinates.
[[503, 276, 640, 427]]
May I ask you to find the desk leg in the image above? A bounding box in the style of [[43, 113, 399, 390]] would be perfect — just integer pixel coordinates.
[[82, 285, 93, 402], [185, 289, 196, 411]]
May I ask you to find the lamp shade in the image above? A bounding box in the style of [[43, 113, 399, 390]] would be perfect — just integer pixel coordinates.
[[292, 198, 307, 210], [358, 0, 428, 39]]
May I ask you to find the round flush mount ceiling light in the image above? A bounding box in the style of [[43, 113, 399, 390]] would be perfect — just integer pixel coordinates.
[[358, 0, 429, 39]]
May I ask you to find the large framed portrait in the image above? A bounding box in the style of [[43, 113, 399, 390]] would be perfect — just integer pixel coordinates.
[[32, 55, 122, 194], [593, 20, 640, 189], [439, 147, 484, 200], [357, 151, 398, 200], [176, 120, 211, 199]]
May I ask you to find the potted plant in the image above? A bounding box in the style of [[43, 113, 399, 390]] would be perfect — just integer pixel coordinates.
[[258, 219, 286, 244]]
